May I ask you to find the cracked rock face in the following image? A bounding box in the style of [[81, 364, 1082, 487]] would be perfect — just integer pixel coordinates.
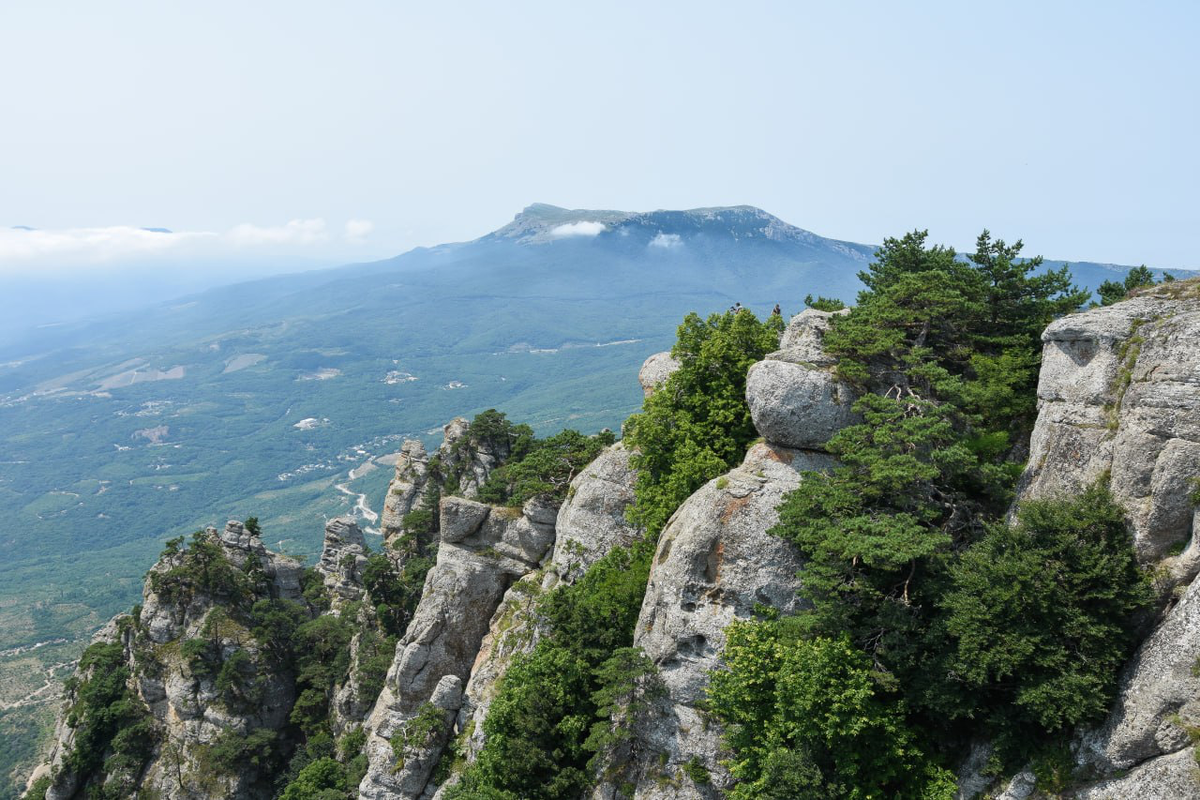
[[358, 496, 556, 799], [638, 351, 681, 396], [317, 516, 368, 608], [381, 439, 430, 542], [1017, 291, 1200, 559], [619, 442, 837, 799], [551, 443, 642, 582], [1073, 746, 1200, 799], [436, 443, 643, 794], [43, 526, 305, 800], [1077, 571, 1200, 774]]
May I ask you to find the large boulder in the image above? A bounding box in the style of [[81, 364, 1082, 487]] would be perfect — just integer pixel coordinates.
[[1017, 289, 1200, 559], [614, 443, 837, 799], [746, 359, 860, 449], [771, 307, 848, 366], [638, 351, 680, 396]]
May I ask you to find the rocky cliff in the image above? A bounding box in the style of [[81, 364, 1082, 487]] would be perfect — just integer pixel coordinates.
[[29, 284, 1200, 800]]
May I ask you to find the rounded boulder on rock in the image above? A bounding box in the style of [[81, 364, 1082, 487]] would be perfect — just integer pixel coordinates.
[[745, 359, 860, 449], [638, 351, 680, 397]]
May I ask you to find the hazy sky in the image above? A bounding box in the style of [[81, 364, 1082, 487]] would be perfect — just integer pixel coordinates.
[[2, 0, 1197, 274]]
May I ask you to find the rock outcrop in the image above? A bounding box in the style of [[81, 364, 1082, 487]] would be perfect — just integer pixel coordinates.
[[967, 286, 1200, 798], [638, 351, 681, 396], [380, 439, 431, 541], [358, 497, 556, 799], [40, 522, 307, 800], [771, 306, 847, 366], [317, 516, 369, 609], [1017, 288, 1200, 560], [608, 443, 836, 798], [746, 308, 860, 450], [439, 443, 643, 791], [1077, 571, 1200, 774]]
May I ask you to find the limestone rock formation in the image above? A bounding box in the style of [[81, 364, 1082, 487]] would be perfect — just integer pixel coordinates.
[[550, 443, 642, 582], [317, 516, 369, 608], [358, 496, 556, 799], [745, 359, 860, 449], [745, 308, 860, 450], [40, 523, 306, 800], [1072, 746, 1200, 799], [1076, 569, 1200, 774], [771, 306, 847, 366], [1017, 289, 1200, 560], [613, 443, 837, 799], [638, 351, 680, 396], [381, 439, 431, 541], [438, 443, 643, 793]]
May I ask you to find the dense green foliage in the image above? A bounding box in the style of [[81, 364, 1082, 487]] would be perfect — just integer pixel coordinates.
[[60, 641, 155, 794], [711, 230, 1152, 792], [938, 485, 1152, 750], [708, 622, 955, 800], [478, 428, 615, 506], [1097, 264, 1167, 306], [773, 231, 1086, 678], [623, 309, 784, 535]]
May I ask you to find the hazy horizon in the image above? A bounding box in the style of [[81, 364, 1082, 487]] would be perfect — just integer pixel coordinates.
[[2, 0, 1198, 284]]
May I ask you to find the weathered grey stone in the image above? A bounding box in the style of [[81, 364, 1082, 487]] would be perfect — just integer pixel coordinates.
[[42, 526, 305, 800], [771, 307, 848, 366], [1078, 570, 1200, 772], [617, 442, 837, 799], [1017, 290, 1200, 559], [381, 439, 430, 540], [746, 359, 860, 449], [437, 443, 643, 795], [440, 496, 491, 543], [994, 770, 1037, 800], [551, 443, 642, 582], [359, 494, 557, 799], [1073, 746, 1200, 799], [317, 516, 368, 607], [638, 351, 680, 396]]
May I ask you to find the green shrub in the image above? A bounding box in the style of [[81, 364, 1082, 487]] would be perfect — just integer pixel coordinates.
[[707, 621, 954, 800], [61, 642, 156, 786], [940, 484, 1152, 758], [477, 429, 613, 507], [205, 727, 279, 776]]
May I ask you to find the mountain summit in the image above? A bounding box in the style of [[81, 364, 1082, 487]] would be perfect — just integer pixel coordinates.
[[487, 203, 869, 256]]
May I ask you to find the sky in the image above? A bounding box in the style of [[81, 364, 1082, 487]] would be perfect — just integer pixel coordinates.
[[1, 0, 1198, 277]]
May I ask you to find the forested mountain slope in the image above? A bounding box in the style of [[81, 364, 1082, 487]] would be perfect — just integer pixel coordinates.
[[23, 244, 1200, 799]]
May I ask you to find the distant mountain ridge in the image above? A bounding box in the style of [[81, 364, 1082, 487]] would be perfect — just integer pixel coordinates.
[[0, 202, 1192, 650], [0, 203, 1196, 798]]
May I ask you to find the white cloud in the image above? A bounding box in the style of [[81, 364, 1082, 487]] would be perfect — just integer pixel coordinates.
[[649, 232, 683, 249], [0, 216, 375, 273], [548, 221, 607, 238], [0, 225, 214, 262], [344, 219, 374, 243], [226, 218, 328, 247]]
